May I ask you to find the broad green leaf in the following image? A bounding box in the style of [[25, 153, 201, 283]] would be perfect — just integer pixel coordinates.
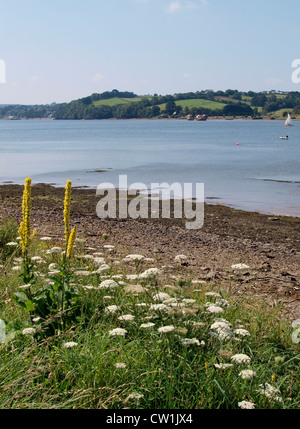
[[12, 291, 29, 308], [25, 300, 35, 313], [0, 319, 7, 344]]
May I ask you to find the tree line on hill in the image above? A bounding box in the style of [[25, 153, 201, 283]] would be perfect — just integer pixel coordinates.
[[52, 89, 256, 119], [0, 103, 61, 119], [1, 89, 300, 120]]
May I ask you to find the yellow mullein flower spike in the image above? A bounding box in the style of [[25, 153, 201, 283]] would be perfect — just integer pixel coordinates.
[[63, 180, 72, 242], [19, 177, 32, 254], [66, 227, 76, 258]]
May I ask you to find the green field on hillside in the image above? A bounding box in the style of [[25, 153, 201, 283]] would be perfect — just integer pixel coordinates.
[[93, 97, 146, 107], [269, 108, 296, 118], [88, 93, 300, 119], [215, 96, 240, 104], [159, 99, 227, 111], [93, 97, 226, 111]]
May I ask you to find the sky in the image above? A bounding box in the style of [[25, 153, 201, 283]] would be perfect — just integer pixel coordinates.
[[0, 0, 300, 105]]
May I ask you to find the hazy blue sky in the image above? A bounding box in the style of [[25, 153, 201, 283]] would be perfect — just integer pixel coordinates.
[[1, 0, 300, 104]]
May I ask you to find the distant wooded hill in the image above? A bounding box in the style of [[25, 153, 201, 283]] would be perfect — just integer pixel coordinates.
[[1, 89, 300, 120]]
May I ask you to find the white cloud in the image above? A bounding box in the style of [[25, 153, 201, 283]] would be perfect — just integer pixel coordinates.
[[92, 73, 104, 82], [166, 0, 206, 13], [183, 72, 192, 78], [186, 1, 197, 9], [30, 75, 39, 82], [166, 1, 182, 13]]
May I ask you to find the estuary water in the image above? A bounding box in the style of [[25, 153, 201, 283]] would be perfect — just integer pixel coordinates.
[[0, 118, 299, 217]]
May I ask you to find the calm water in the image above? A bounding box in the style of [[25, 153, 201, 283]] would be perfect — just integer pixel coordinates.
[[0, 119, 299, 217]]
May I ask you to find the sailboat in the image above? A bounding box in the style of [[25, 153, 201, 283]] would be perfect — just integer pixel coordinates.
[[285, 113, 293, 126]]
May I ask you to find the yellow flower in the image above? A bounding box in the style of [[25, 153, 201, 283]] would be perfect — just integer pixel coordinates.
[[66, 227, 76, 258], [271, 374, 276, 382], [63, 180, 72, 242], [19, 177, 32, 254]]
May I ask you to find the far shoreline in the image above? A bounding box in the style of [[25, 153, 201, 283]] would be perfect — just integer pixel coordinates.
[[0, 117, 297, 122]]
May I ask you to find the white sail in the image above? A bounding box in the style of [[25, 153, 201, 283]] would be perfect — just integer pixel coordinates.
[[285, 113, 293, 126]]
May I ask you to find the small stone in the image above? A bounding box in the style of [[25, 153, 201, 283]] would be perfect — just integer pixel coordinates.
[[231, 263, 250, 270]]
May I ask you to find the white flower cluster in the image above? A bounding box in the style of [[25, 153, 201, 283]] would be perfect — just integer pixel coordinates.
[[238, 400, 255, 409], [158, 325, 175, 333], [115, 362, 126, 368], [181, 338, 205, 346], [105, 305, 121, 313], [140, 322, 155, 329], [46, 246, 62, 254], [63, 341, 78, 348], [139, 268, 162, 279], [152, 292, 171, 302], [257, 383, 282, 402], [150, 303, 171, 313], [210, 318, 251, 343], [210, 319, 233, 341], [109, 328, 127, 336], [118, 314, 135, 321], [22, 327, 36, 335], [239, 369, 256, 379], [206, 304, 224, 314], [230, 353, 251, 364], [214, 363, 233, 370], [125, 254, 145, 261], [99, 279, 119, 289]]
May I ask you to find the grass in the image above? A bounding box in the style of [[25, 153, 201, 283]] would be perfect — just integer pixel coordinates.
[[158, 99, 226, 112], [93, 97, 148, 107], [268, 108, 300, 120], [0, 184, 299, 410], [0, 212, 20, 263], [215, 96, 241, 104], [93, 97, 226, 112]]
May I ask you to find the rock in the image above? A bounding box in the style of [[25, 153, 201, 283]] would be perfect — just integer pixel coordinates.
[[174, 254, 188, 262], [231, 263, 250, 270]]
